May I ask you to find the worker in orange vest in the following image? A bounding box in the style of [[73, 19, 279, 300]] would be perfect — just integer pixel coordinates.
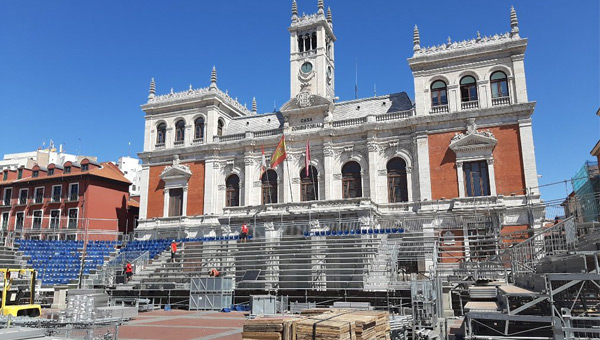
[[170, 240, 177, 262], [240, 223, 249, 243], [125, 262, 133, 282], [208, 268, 221, 277]]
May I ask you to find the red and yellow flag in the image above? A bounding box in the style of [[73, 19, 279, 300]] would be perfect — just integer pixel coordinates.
[[270, 135, 287, 168]]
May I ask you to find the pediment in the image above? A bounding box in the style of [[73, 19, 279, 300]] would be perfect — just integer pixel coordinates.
[[449, 130, 497, 152], [160, 164, 192, 180], [280, 93, 333, 113]]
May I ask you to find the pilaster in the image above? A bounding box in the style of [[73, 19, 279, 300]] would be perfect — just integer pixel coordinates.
[[415, 133, 432, 201], [518, 119, 539, 194], [367, 139, 379, 203], [323, 142, 333, 200], [163, 188, 169, 217], [244, 155, 254, 206]]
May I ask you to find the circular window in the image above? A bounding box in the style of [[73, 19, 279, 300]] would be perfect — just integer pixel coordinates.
[[301, 62, 313, 74]]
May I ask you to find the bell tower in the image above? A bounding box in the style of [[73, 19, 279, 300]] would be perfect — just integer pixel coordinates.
[[289, 0, 336, 101]]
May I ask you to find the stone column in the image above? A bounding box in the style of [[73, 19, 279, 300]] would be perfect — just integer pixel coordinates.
[[244, 155, 254, 206], [487, 158, 497, 196], [518, 119, 539, 194], [182, 186, 188, 216], [478, 80, 490, 109], [448, 84, 459, 112], [367, 140, 379, 202], [415, 133, 432, 201], [456, 162, 465, 198], [323, 142, 333, 200], [511, 54, 528, 103], [163, 188, 170, 217], [204, 158, 216, 215]]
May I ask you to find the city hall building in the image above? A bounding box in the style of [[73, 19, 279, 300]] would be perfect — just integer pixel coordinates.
[[137, 2, 543, 266]]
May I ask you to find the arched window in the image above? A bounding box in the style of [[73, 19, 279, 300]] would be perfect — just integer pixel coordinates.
[[387, 157, 408, 203], [175, 120, 185, 142], [194, 117, 205, 141], [225, 175, 240, 207], [342, 161, 362, 199], [430, 80, 448, 106], [156, 123, 166, 145], [490, 71, 509, 98], [460, 76, 478, 102], [217, 119, 224, 137], [300, 166, 318, 201], [261, 169, 278, 204]]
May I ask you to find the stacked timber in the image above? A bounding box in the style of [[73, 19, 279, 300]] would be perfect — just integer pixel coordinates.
[[244, 309, 391, 340], [242, 316, 302, 340]]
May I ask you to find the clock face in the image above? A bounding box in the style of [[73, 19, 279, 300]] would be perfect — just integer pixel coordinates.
[[301, 62, 313, 74]]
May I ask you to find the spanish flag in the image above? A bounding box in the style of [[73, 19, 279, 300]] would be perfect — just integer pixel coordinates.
[[270, 135, 287, 168]]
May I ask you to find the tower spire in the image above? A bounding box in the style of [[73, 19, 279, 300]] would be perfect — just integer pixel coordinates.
[[252, 97, 257, 113], [291, 0, 298, 21], [413, 25, 420, 51], [510, 6, 520, 37], [148, 77, 155, 100], [317, 0, 324, 15], [210, 66, 217, 89], [327, 7, 332, 24]]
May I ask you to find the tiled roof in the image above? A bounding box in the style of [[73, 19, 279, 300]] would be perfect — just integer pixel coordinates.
[[332, 92, 413, 121], [0, 162, 131, 186]]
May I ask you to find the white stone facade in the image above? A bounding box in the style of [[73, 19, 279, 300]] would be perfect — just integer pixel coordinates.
[[117, 156, 142, 196], [137, 4, 543, 245]]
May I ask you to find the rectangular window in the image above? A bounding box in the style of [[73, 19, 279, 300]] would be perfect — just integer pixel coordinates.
[[32, 170, 39, 178], [15, 212, 24, 230], [1, 212, 8, 230], [18, 189, 28, 205], [168, 188, 183, 217], [52, 185, 62, 202], [64, 166, 71, 174], [50, 210, 60, 229], [32, 210, 42, 229], [464, 161, 490, 197], [34, 187, 44, 204], [81, 164, 89, 171], [2, 171, 7, 181], [3, 188, 11, 206], [69, 183, 79, 201], [48, 168, 54, 176], [68, 208, 78, 229], [17, 169, 22, 179]]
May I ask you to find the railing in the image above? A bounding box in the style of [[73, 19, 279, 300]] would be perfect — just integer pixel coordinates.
[[254, 128, 283, 138], [213, 133, 245, 142], [332, 117, 367, 127], [100, 250, 150, 285], [154, 143, 165, 150], [174, 140, 184, 147], [461, 100, 479, 110], [18, 197, 27, 205], [51, 195, 61, 203], [491, 96, 510, 106], [68, 193, 78, 201], [375, 109, 413, 122], [192, 138, 203, 145], [430, 104, 449, 114]]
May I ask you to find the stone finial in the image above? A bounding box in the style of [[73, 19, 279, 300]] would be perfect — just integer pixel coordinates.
[[476, 31, 481, 42], [413, 25, 420, 51], [292, 0, 298, 20], [317, 0, 324, 14], [148, 77, 155, 100], [210, 66, 217, 89], [447, 36, 452, 45], [252, 97, 257, 113], [327, 7, 332, 23], [510, 6, 520, 37]]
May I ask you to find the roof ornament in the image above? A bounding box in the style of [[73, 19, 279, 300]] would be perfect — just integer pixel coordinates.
[[252, 97, 257, 113], [447, 36, 452, 45], [292, 0, 298, 21], [210, 66, 217, 89], [476, 31, 481, 42], [148, 77, 156, 100], [327, 7, 332, 24], [413, 25, 420, 51], [317, 0, 324, 15], [510, 6, 520, 38]]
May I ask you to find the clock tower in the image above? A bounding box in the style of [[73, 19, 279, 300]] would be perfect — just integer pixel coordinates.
[[289, 0, 336, 101]]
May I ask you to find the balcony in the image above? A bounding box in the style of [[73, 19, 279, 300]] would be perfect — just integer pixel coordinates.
[[174, 140, 184, 147], [33, 196, 44, 205], [192, 138, 204, 145], [18, 197, 27, 205], [155, 143, 165, 150], [461, 100, 479, 110], [491, 96, 510, 106], [51, 195, 61, 203], [430, 104, 449, 114], [68, 194, 79, 202]]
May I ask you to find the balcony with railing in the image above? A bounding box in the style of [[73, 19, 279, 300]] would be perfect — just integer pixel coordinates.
[[154, 143, 165, 150], [192, 138, 203, 145], [18, 196, 27, 205], [68, 193, 79, 202], [461, 100, 479, 110], [51, 194, 61, 203], [491, 96, 510, 106], [430, 104, 449, 114], [174, 140, 184, 147]]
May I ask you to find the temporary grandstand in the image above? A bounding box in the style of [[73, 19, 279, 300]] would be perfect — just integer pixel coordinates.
[[0, 189, 595, 339]]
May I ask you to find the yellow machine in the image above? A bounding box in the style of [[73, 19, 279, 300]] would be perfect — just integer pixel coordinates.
[[0, 268, 41, 317]]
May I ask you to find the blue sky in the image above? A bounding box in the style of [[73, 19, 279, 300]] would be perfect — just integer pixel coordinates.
[[0, 1, 598, 201]]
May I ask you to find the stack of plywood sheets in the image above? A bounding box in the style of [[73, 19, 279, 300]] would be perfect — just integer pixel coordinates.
[[296, 313, 356, 340], [352, 311, 391, 340]]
